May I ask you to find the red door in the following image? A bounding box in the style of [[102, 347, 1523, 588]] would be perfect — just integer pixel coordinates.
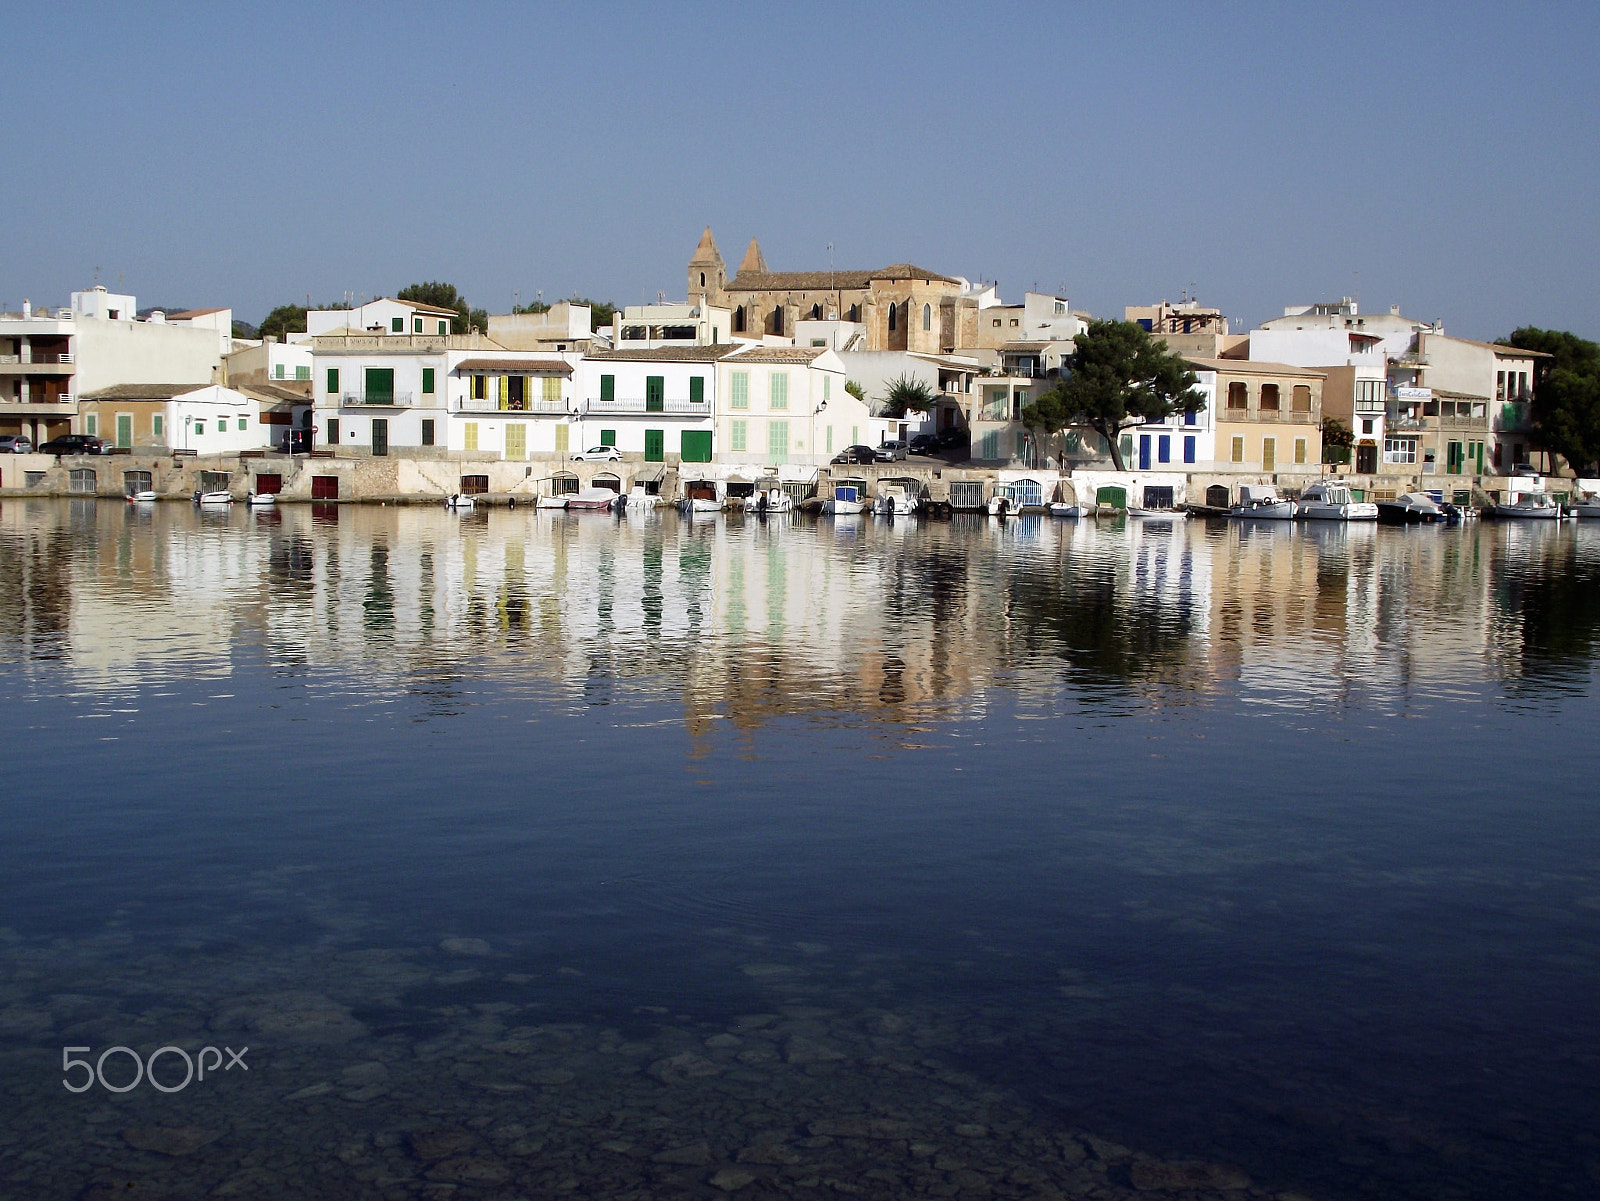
[[311, 475, 339, 500]]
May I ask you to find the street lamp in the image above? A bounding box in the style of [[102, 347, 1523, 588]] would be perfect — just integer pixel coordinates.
[[811, 399, 827, 466]]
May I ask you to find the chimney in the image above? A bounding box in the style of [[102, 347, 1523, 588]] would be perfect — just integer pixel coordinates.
[[21, 299, 30, 318]]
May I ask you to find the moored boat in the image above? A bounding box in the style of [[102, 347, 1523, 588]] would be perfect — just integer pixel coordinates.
[[824, 482, 868, 515], [1490, 493, 1560, 519], [987, 484, 1018, 517], [625, 485, 660, 511], [1048, 502, 1083, 518], [1128, 505, 1188, 520], [1297, 482, 1378, 521], [1376, 492, 1446, 524], [247, 492, 277, 507], [126, 490, 158, 503], [193, 490, 232, 505], [1229, 485, 1295, 520], [873, 481, 919, 516], [1570, 492, 1600, 519], [746, 487, 794, 514], [567, 487, 620, 511]]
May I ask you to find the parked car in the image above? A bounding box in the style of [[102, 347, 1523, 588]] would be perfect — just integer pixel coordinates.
[[908, 433, 940, 456], [572, 446, 622, 462], [934, 427, 971, 449], [831, 445, 881, 465], [0, 435, 32, 454], [37, 434, 107, 456], [877, 439, 909, 462]]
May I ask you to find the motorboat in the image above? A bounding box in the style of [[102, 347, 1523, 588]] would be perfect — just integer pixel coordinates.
[[1570, 492, 1600, 519], [746, 487, 793, 514], [1128, 505, 1188, 520], [1229, 485, 1295, 520], [1297, 482, 1378, 521], [193, 490, 233, 505], [536, 494, 569, 509], [1376, 492, 1446, 524], [126, 490, 158, 503], [625, 485, 660, 511], [1048, 502, 1084, 518], [567, 487, 620, 512], [1490, 493, 1560, 519], [824, 482, 868, 515], [444, 493, 475, 511], [873, 482, 920, 516], [987, 484, 1019, 516], [247, 492, 277, 507]]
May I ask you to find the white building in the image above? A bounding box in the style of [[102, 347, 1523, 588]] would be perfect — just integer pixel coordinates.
[[578, 346, 734, 466], [307, 297, 461, 338], [77, 383, 265, 453], [607, 302, 732, 350], [715, 346, 858, 467]]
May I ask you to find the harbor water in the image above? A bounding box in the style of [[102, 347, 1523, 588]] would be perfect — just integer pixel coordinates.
[[1, 498, 1597, 1200]]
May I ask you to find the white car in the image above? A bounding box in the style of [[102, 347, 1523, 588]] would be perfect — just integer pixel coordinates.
[[572, 446, 622, 462]]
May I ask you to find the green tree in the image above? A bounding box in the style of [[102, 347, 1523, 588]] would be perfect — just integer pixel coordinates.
[[397, 281, 477, 334], [1502, 327, 1600, 475], [845, 380, 867, 403], [1321, 416, 1353, 464], [881, 375, 936, 418], [1021, 320, 1202, 471], [258, 303, 307, 342]]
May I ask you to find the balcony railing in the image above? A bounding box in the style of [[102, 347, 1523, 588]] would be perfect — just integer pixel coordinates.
[[1244, 408, 1315, 423], [341, 391, 414, 407], [584, 397, 710, 415], [459, 395, 569, 413], [1390, 352, 1430, 367]]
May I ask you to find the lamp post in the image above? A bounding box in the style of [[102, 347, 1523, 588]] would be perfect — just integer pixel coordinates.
[[811, 398, 827, 467]]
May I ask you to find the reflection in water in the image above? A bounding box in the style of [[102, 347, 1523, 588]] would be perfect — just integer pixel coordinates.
[[1, 499, 1599, 1201]]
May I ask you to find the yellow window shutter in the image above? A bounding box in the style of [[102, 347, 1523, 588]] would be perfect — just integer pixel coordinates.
[[498, 375, 508, 410]]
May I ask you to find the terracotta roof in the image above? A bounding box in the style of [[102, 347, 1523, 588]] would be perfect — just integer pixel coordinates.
[[81, 383, 208, 400], [1185, 357, 1326, 378], [1001, 341, 1052, 352], [382, 297, 461, 317], [1476, 338, 1552, 358], [727, 347, 827, 364], [453, 357, 573, 373], [236, 383, 312, 404], [169, 307, 227, 319], [586, 346, 742, 362], [726, 263, 962, 292], [1432, 388, 1491, 401]]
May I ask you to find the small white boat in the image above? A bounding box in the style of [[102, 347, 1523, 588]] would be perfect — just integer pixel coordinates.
[[567, 488, 619, 511], [1048, 501, 1083, 518], [536, 494, 569, 509], [194, 490, 233, 505], [824, 483, 868, 515], [873, 482, 919, 516], [247, 492, 277, 507], [987, 485, 1018, 517], [746, 487, 793, 514], [625, 485, 660, 511], [126, 490, 158, 503], [1492, 494, 1560, 519], [1229, 485, 1295, 520], [1570, 493, 1600, 519], [1128, 505, 1188, 520], [1297, 482, 1378, 521], [444, 493, 475, 510]]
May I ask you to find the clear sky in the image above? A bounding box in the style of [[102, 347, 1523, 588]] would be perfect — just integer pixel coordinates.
[[6, 2, 1598, 340]]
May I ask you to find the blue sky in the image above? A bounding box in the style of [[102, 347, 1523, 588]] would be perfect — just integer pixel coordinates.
[[6, 2, 1598, 339]]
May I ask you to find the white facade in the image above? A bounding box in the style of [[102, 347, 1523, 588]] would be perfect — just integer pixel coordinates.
[[608, 302, 731, 349], [307, 298, 459, 338], [716, 347, 859, 467], [71, 286, 137, 321], [1126, 373, 1217, 471], [579, 350, 727, 464], [167, 386, 266, 454]]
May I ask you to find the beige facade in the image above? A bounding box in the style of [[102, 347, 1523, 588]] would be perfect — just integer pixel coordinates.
[[1190, 358, 1323, 473]]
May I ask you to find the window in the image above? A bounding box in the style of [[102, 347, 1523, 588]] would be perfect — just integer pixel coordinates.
[[981, 430, 1000, 460], [1497, 370, 1506, 400], [811, 339, 826, 347], [391, 317, 404, 333], [689, 376, 704, 405], [327, 418, 339, 444], [826, 425, 833, 453], [730, 371, 748, 409], [295, 365, 310, 381], [730, 418, 747, 452], [888, 305, 897, 332], [437, 320, 448, 336], [69, 468, 96, 494], [1158, 435, 1170, 463], [769, 372, 788, 410], [274, 363, 285, 379], [851, 425, 858, 445], [1227, 382, 1247, 408], [84, 414, 97, 436], [1292, 385, 1311, 412], [600, 374, 615, 402], [422, 368, 435, 394], [1384, 436, 1417, 464], [238, 417, 248, 431], [1362, 419, 1374, 435], [1260, 383, 1280, 411], [194, 420, 205, 436], [464, 422, 478, 451], [365, 367, 395, 404], [823, 375, 831, 401], [848, 304, 860, 322], [1263, 438, 1276, 470], [472, 374, 486, 401], [1183, 435, 1195, 464], [734, 306, 746, 333], [700, 271, 706, 288], [413, 317, 423, 333], [600, 429, 616, 447], [992, 318, 1002, 328], [543, 375, 560, 402], [768, 419, 789, 460], [327, 367, 339, 395], [152, 414, 163, 439], [923, 303, 931, 331], [421, 419, 434, 446], [1295, 437, 1307, 464], [1231, 436, 1244, 463]]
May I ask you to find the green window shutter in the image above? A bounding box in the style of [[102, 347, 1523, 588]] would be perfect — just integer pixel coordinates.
[[437, 319, 448, 335], [413, 316, 423, 333], [823, 375, 831, 400], [365, 367, 394, 403], [295, 365, 310, 380], [731, 371, 748, 409], [391, 317, 403, 333], [601, 429, 616, 447], [681, 430, 712, 463], [152, 414, 163, 439], [327, 367, 339, 395], [645, 429, 664, 462], [646, 375, 664, 412], [731, 419, 746, 451], [689, 376, 704, 404], [770, 372, 788, 410], [600, 374, 615, 402], [767, 418, 789, 460], [422, 367, 435, 394]]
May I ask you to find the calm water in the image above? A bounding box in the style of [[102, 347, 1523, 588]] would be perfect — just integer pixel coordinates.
[[2, 498, 1598, 1200]]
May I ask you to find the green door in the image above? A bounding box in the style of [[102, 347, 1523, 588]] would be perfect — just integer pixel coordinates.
[[689, 376, 704, 405], [644, 429, 664, 462], [1446, 441, 1463, 474], [646, 376, 665, 412], [681, 430, 713, 463], [116, 414, 132, 448], [1095, 485, 1127, 509], [364, 367, 394, 404]]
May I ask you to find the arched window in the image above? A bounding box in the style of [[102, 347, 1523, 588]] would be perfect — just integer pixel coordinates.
[[888, 304, 897, 332], [809, 303, 821, 320], [699, 272, 706, 288], [772, 305, 784, 335], [734, 306, 745, 332], [922, 303, 931, 331], [848, 304, 859, 322]]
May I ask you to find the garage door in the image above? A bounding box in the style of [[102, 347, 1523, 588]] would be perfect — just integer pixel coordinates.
[[311, 475, 339, 500]]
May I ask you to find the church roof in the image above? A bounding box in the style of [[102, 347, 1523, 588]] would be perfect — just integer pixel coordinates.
[[689, 226, 724, 268], [737, 237, 768, 276], [726, 262, 962, 292]]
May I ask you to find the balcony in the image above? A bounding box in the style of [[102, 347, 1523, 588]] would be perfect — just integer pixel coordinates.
[[1386, 404, 1423, 430], [1244, 408, 1316, 424], [340, 391, 414, 408], [584, 397, 710, 415], [0, 353, 74, 374], [459, 396, 568, 413], [1390, 352, 1430, 367]]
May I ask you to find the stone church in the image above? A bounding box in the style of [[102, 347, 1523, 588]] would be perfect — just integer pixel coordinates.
[[687, 227, 977, 353]]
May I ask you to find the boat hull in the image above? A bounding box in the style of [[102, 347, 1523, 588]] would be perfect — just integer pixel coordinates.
[[1048, 503, 1083, 518], [536, 497, 568, 509], [1492, 503, 1560, 519], [1376, 503, 1442, 525], [126, 491, 158, 503], [1230, 502, 1296, 520], [824, 500, 867, 515], [195, 492, 232, 505], [1300, 502, 1379, 521], [1128, 507, 1187, 520]]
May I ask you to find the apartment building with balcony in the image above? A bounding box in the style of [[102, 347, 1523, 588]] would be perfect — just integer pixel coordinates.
[[1190, 358, 1323, 474], [578, 346, 737, 466]]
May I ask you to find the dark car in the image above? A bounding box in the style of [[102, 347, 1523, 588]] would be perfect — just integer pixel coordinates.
[[831, 445, 881, 465], [908, 433, 941, 456], [934, 427, 971, 449], [38, 434, 107, 456]]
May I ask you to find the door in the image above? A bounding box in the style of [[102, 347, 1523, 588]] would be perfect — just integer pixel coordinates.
[[644, 429, 664, 462], [254, 473, 282, 495], [371, 418, 388, 457], [504, 423, 526, 461], [1356, 442, 1378, 473], [1262, 437, 1275, 471], [680, 430, 713, 463], [646, 376, 665, 412], [1138, 434, 1151, 470], [311, 475, 339, 500], [327, 418, 340, 446], [116, 414, 133, 448], [555, 425, 569, 456], [1447, 440, 1463, 474]]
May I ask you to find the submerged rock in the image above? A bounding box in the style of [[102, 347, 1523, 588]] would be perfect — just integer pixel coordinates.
[[647, 1051, 722, 1084], [122, 1125, 221, 1156], [1128, 1159, 1252, 1191], [438, 937, 491, 956]]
